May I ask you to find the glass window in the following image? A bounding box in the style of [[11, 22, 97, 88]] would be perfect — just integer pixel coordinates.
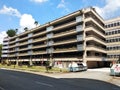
[[112, 31, 114, 34], [76, 25, 83, 32], [28, 39, 33, 43], [114, 23, 117, 26], [28, 51, 32, 55], [111, 24, 113, 27], [46, 33, 53, 39], [28, 33, 33, 37], [76, 16, 82, 22], [117, 22, 119, 26], [118, 30, 120, 33], [77, 35, 83, 41], [28, 45, 32, 49], [46, 26, 53, 32]]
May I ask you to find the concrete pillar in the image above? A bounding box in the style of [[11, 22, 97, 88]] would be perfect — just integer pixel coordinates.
[[16, 57, 19, 66], [29, 56, 33, 66]]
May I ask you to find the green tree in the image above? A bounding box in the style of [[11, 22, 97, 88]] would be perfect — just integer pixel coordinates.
[[0, 44, 2, 58], [34, 21, 38, 26], [6, 29, 16, 37], [15, 29, 18, 34], [24, 27, 28, 31]]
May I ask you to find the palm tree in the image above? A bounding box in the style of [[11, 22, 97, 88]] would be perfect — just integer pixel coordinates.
[[34, 21, 38, 27], [15, 29, 18, 34], [24, 27, 28, 31]]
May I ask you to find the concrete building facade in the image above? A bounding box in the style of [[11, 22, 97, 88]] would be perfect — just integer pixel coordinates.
[[1, 7, 120, 68], [2, 37, 9, 61]]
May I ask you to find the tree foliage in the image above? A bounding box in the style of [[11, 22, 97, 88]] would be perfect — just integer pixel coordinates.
[[24, 27, 28, 31], [34, 21, 38, 26], [6, 29, 16, 37], [0, 44, 2, 57]]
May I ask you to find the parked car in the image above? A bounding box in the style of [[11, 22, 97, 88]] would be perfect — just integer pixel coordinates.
[[110, 59, 120, 76], [68, 62, 87, 72]]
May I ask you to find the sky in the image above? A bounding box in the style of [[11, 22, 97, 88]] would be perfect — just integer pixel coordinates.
[[0, 0, 120, 43]]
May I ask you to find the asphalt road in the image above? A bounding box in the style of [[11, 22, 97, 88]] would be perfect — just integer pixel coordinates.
[[0, 69, 120, 90]]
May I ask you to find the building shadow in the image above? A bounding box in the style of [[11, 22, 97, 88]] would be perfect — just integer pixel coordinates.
[[59, 78, 120, 90]]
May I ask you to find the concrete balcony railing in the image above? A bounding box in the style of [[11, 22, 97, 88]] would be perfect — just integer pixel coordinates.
[[33, 37, 47, 43], [53, 29, 76, 38], [53, 21, 77, 32], [53, 39, 77, 46], [19, 42, 28, 46], [106, 58, 118, 61], [18, 48, 28, 51], [32, 51, 46, 55], [54, 47, 77, 53], [19, 36, 28, 42], [3, 42, 9, 45], [86, 45, 106, 53], [1, 55, 8, 57], [106, 25, 120, 30], [9, 50, 16, 53], [85, 26, 105, 38], [107, 50, 120, 54], [86, 35, 106, 45], [106, 33, 120, 38], [86, 56, 107, 61], [32, 31, 46, 38], [2, 46, 9, 49], [32, 45, 46, 49], [106, 42, 120, 46], [85, 17, 104, 31], [9, 40, 16, 44], [2, 50, 8, 53], [84, 8, 104, 23], [9, 55, 15, 57], [18, 53, 28, 56]]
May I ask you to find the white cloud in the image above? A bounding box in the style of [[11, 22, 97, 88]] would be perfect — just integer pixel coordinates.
[[94, 0, 120, 19], [31, 0, 48, 3], [0, 5, 21, 18], [0, 31, 7, 44], [57, 0, 66, 8], [0, 5, 37, 34], [19, 14, 36, 32], [57, 0, 69, 12]]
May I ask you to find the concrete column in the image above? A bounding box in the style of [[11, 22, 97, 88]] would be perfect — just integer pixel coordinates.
[[29, 56, 33, 66], [16, 57, 19, 66], [83, 14, 87, 64]]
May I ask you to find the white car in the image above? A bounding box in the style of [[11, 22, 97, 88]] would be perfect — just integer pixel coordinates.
[[68, 62, 87, 72], [110, 63, 120, 76]]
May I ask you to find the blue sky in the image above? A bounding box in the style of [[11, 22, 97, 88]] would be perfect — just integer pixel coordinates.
[[0, 0, 120, 43]]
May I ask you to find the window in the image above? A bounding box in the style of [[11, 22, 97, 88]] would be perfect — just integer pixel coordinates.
[[114, 23, 117, 26], [118, 30, 120, 33], [77, 35, 83, 41], [46, 26, 53, 32], [46, 33, 53, 39], [28, 33, 33, 37], [28, 39, 33, 43], [76, 16, 82, 22], [76, 25, 83, 32], [28, 45, 32, 49], [28, 51, 32, 55], [115, 30, 118, 34]]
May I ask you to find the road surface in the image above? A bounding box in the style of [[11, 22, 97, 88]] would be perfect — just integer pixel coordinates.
[[0, 69, 119, 90]]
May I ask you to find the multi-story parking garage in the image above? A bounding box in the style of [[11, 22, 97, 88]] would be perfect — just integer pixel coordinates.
[[1, 7, 120, 68]]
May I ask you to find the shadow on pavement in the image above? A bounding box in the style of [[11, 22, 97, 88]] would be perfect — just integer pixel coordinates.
[[60, 78, 120, 90]]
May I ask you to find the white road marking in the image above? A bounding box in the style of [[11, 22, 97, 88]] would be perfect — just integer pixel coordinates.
[[35, 81, 53, 87], [0, 86, 5, 90]]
